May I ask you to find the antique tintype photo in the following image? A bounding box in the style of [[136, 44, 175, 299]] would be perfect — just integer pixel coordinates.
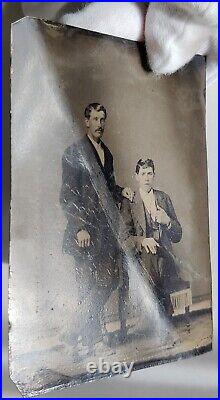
[[10, 18, 212, 396]]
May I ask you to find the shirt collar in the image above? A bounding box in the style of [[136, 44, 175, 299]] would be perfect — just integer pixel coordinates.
[[139, 187, 154, 201], [87, 134, 102, 148]]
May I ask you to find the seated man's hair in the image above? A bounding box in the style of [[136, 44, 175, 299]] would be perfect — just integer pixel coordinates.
[[84, 103, 107, 119], [135, 158, 155, 174]]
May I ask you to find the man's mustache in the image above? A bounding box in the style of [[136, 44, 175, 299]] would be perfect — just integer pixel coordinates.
[[95, 128, 104, 132]]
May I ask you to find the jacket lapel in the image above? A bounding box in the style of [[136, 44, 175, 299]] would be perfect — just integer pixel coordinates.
[[154, 189, 165, 209], [100, 141, 108, 169], [85, 136, 105, 173]]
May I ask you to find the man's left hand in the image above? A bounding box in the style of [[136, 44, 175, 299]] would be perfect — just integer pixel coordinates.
[[122, 187, 134, 202], [155, 206, 171, 226]]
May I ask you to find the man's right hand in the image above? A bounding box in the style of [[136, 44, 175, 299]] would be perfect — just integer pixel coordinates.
[[76, 230, 91, 247], [142, 237, 159, 255]]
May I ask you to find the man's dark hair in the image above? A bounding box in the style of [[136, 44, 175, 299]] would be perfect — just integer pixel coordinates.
[[84, 103, 107, 119], [135, 158, 155, 174]]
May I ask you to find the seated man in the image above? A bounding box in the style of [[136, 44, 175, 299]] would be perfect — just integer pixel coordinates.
[[121, 158, 185, 315]]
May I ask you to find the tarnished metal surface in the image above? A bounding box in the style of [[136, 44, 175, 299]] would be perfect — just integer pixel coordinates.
[[10, 17, 212, 397]]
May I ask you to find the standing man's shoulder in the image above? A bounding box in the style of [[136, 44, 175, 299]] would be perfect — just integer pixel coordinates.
[[63, 144, 73, 157], [62, 144, 75, 166], [63, 138, 83, 155], [62, 138, 84, 163]]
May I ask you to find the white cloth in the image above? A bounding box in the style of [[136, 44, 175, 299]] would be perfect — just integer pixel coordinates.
[[139, 188, 158, 222], [145, 2, 218, 85], [22, 2, 218, 85], [87, 135, 105, 166]]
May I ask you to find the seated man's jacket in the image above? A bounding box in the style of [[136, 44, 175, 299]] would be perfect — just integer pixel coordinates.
[[121, 190, 182, 253]]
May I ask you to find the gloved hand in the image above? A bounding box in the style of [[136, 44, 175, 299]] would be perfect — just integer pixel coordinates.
[[22, 2, 218, 84], [145, 2, 218, 85]]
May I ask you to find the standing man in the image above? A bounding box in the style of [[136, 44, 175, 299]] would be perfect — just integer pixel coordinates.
[[121, 158, 184, 315], [60, 103, 133, 354]]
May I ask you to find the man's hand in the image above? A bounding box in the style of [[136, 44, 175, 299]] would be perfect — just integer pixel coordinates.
[[142, 237, 159, 255], [76, 230, 91, 247], [122, 187, 134, 202], [155, 206, 171, 226]]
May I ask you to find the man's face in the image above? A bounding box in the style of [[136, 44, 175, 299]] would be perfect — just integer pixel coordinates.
[[136, 166, 155, 191], [85, 108, 106, 141]]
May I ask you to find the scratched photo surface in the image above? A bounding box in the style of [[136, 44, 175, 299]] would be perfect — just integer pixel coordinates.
[[10, 18, 212, 396]]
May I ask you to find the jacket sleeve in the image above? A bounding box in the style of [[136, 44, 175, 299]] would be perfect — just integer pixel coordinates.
[[165, 194, 182, 243], [109, 172, 123, 204], [59, 149, 89, 232], [109, 174, 123, 204], [120, 199, 143, 252], [106, 152, 123, 204]]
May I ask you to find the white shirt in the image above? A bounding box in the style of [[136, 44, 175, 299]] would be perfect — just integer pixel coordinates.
[[139, 188, 158, 222], [87, 135, 105, 166]]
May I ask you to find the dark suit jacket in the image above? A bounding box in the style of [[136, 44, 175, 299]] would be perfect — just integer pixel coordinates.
[[121, 189, 182, 253], [60, 136, 123, 265]]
